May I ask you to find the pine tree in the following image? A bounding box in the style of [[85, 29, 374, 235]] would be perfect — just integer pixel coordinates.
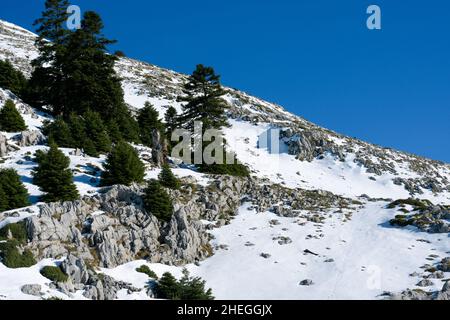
[[67, 113, 88, 149], [28, 0, 71, 111], [177, 64, 228, 132], [0, 185, 7, 212], [32, 142, 79, 202], [0, 169, 30, 210], [0, 100, 27, 132], [164, 106, 178, 147], [43, 117, 73, 147], [83, 110, 111, 154], [63, 11, 123, 118], [100, 141, 145, 186], [178, 268, 214, 300], [0, 60, 27, 97], [138, 102, 164, 147], [156, 272, 180, 300], [143, 180, 173, 222], [158, 164, 180, 190]]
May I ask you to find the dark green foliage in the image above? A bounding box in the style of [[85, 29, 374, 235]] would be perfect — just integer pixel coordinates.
[[155, 269, 214, 300], [143, 180, 173, 222], [177, 64, 228, 132], [43, 112, 112, 156], [0, 169, 30, 211], [389, 215, 412, 227], [28, 0, 71, 110], [100, 141, 145, 186], [164, 106, 177, 136], [198, 151, 250, 177], [43, 117, 74, 148], [40, 265, 68, 282], [0, 221, 28, 244], [0, 60, 27, 97], [0, 185, 7, 212], [0, 240, 36, 268], [158, 165, 180, 190], [387, 198, 432, 210], [138, 102, 164, 147], [32, 143, 79, 202], [136, 265, 158, 279], [83, 110, 111, 154], [0, 100, 27, 132]]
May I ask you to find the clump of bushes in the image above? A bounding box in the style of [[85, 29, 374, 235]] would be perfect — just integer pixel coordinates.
[[40, 265, 68, 283], [0, 240, 36, 269], [0, 221, 36, 269], [136, 265, 158, 279], [0, 221, 28, 244], [387, 198, 432, 210], [155, 269, 214, 300], [389, 215, 412, 227]]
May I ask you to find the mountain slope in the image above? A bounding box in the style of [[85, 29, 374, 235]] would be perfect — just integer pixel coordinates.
[[0, 19, 449, 300]]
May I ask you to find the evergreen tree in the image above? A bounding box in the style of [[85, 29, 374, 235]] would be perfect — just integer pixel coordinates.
[[28, 0, 71, 111], [100, 141, 145, 186], [164, 106, 178, 148], [178, 268, 214, 300], [67, 113, 88, 149], [106, 120, 123, 143], [156, 272, 180, 300], [155, 269, 214, 300], [83, 110, 111, 154], [177, 64, 228, 132], [138, 102, 164, 147], [43, 117, 73, 147], [158, 164, 180, 190], [63, 11, 123, 118], [0, 100, 27, 132], [143, 180, 173, 222], [0, 169, 30, 210], [0, 185, 7, 212], [32, 142, 79, 202], [0, 60, 27, 97]]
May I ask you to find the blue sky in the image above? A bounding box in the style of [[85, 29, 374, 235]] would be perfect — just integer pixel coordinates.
[[1, 0, 449, 162]]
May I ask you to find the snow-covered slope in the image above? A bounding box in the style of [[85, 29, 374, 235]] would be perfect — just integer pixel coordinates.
[[0, 19, 449, 300]]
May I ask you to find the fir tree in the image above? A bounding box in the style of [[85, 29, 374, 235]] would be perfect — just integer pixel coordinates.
[[0, 169, 30, 210], [0, 185, 7, 212], [138, 102, 164, 147], [83, 110, 111, 154], [67, 113, 88, 149], [164, 106, 178, 148], [0, 60, 27, 97], [143, 180, 173, 222], [32, 142, 79, 202], [43, 117, 73, 147], [158, 164, 180, 190], [177, 64, 228, 132], [156, 272, 180, 300], [100, 141, 145, 186], [0, 100, 27, 132], [155, 269, 214, 300], [28, 0, 71, 111]]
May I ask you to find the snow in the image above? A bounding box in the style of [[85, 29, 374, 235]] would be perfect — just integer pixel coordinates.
[[224, 119, 450, 204]]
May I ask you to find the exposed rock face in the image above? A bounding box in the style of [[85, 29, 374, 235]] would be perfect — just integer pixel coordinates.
[[0, 133, 7, 157], [16, 130, 45, 147], [390, 281, 450, 300], [21, 284, 42, 297], [151, 129, 167, 166]]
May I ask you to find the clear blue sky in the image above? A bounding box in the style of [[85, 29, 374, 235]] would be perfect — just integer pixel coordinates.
[[1, 0, 449, 162]]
